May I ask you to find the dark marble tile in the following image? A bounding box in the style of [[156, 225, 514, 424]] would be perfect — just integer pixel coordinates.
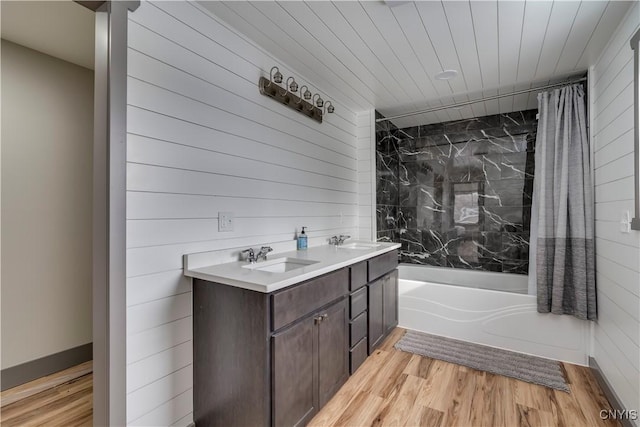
[[483, 179, 533, 207], [502, 125, 537, 138], [479, 258, 504, 272], [483, 206, 525, 232], [376, 229, 397, 243], [444, 115, 501, 133], [420, 228, 448, 254], [501, 109, 538, 128], [377, 176, 398, 206], [398, 207, 417, 229], [377, 150, 399, 206], [524, 151, 536, 177], [525, 134, 536, 152], [418, 123, 445, 137], [399, 229, 435, 257], [416, 186, 446, 228], [482, 154, 503, 180], [502, 233, 530, 260], [399, 139, 451, 162], [376, 107, 535, 275], [502, 131, 532, 153], [398, 161, 439, 186], [500, 152, 532, 179], [441, 130, 481, 145], [502, 259, 529, 274], [376, 205, 397, 232], [376, 134, 399, 156], [480, 231, 504, 257], [454, 237, 481, 263], [400, 250, 442, 266], [398, 126, 419, 139], [439, 156, 484, 182], [400, 184, 419, 207]]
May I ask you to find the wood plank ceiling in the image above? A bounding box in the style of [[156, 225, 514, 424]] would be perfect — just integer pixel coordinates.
[[199, 1, 634, 128]]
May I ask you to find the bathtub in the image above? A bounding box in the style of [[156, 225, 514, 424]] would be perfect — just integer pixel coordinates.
[[397, 264, 590, 365]]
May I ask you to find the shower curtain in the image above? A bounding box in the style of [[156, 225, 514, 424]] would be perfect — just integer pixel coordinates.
[[529, 83, 596, 320]]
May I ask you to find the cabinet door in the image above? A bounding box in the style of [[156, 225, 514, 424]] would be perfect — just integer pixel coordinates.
[[317, 298, 349, 408], [368, 278, 384, 354], [383, 270, 399, 334], [272, 316, 317, 427]]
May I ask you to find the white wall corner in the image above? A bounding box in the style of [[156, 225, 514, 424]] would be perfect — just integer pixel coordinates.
[[369, 110, 377, 241]]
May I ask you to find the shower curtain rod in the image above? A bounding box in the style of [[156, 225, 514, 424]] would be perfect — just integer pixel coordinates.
[[375, 77, 588, 123]]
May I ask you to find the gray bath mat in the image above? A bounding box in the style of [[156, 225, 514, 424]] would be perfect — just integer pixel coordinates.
[[394, 330, 569, 392]]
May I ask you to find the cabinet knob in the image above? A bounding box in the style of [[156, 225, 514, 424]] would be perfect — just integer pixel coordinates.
[[314, 314, 329, 324]]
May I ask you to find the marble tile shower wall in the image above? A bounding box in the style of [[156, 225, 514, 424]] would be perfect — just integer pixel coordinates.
[[375, 110, 538, 274]]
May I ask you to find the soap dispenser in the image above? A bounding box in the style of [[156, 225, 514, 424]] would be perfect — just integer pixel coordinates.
[[297, 226, 308, 250]]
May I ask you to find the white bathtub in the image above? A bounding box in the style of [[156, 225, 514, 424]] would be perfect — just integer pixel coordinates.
[[398, 264, 590, 365], [399, 264, 529, 294]]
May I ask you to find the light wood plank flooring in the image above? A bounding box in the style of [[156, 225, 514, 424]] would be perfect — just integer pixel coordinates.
[[0, 329, 620, 427], [311, 328, 621, 427], [1, 363, 92, 426]]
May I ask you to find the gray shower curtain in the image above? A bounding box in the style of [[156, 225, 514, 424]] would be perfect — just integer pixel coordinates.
[[529, 83, 596, 320]]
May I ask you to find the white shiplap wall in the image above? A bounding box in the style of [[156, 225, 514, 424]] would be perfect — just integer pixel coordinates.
[[125, 1, 359, 425], [356, 110, 375, 241], [591, 2, 640, 421]]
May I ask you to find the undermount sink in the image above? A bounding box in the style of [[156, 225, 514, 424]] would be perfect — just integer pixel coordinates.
[[242, 257, 320, 273], [337, 242, 381, 250]]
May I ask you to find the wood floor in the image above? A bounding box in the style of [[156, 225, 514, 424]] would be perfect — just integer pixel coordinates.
[[0, 362, 92, 426], [310, 328, 621, 427], [0, 329, 619, 427]]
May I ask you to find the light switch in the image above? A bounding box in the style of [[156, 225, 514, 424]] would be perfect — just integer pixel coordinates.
[[219, 212, 234, 232], [620, 210, 631, 234]]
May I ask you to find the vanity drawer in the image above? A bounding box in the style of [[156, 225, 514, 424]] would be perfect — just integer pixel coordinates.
[[350, 286, 367, 318], [350, 311, 367, 347], [350, 261, 368, 291], [368, 250, 398, 282], [350, 336, 368, 374], [271, 268, 348, 331]]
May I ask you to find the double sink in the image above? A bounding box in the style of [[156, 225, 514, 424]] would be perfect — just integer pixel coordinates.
[[241, 242, 382, 274]]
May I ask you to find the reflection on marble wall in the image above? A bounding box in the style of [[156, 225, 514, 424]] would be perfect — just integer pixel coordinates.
[[376, 110, 538, 274]]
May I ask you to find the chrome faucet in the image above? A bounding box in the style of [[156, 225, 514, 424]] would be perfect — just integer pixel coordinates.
[[241, 248, 257, 264], [255, 246, 273, 261], [242, 246, 273, 263], [338, 235, 351, 245], [329, 235, 351, 245]]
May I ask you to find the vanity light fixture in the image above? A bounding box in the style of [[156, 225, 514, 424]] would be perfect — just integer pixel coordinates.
[[259, 65, 334, 123], [312, 93, 324, 109], [324, 101, 335, 115], [297, 85, 312, 102]]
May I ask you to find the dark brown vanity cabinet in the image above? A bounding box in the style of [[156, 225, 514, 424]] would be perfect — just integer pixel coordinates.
[[367, 251, 399, 354], [272, 298, 348, 427], [383, 269, 399, 335], [348, 262, 369, 373], [193, 268, 349, 427], [367, 277, 385, 353], [193, 250, 398, 427]]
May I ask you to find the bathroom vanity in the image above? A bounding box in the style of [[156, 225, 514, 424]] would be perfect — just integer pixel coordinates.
[[185, 243, 399, 427]]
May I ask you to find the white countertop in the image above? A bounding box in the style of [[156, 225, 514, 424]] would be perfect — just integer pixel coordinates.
[[184, 241, 401, 293]]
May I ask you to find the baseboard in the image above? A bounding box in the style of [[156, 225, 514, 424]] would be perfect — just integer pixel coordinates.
[[589, 357, 636, 427], [1, 343, 92, 391]]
